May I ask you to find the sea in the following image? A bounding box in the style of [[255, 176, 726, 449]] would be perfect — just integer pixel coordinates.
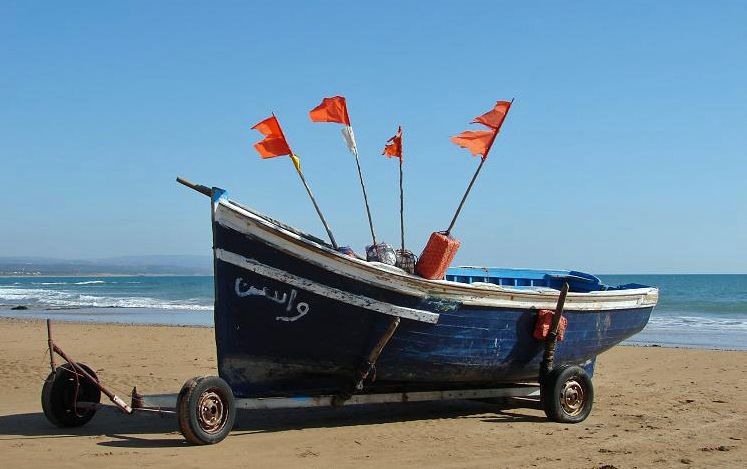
[[1, 274, 745, 350]]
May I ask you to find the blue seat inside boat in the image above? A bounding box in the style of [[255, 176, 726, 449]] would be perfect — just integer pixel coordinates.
[[444, 267, 648, 292]]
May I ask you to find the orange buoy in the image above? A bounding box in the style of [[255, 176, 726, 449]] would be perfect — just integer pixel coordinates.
[[415, 231, 461, 280]]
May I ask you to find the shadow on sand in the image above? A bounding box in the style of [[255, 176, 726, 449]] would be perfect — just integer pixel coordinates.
[[0, 398, 545, 449]]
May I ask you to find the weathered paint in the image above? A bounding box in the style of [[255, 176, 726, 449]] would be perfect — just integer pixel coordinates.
[[217, 249, 439, 323], [208, 191, 655, 399], [214, 197, 658, 311]]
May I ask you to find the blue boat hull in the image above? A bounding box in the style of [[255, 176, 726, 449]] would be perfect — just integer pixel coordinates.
[[212, 221, 652, 398]]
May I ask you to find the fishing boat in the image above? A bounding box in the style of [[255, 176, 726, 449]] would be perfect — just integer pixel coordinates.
[[200, 181, 657, 395], [38, 178, 658, 445]]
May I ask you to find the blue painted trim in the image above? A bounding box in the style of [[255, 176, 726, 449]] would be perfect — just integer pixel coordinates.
[[211, 187, 227, 204], [445, 266, 649, 292]]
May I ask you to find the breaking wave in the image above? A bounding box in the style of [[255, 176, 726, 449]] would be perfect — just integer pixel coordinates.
[[0, 285, 211, 311], [648, 314, 747, 331], [31, 280, 108, 286]]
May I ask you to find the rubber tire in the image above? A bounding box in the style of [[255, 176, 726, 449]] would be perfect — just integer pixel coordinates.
[[177, 376, 236, 445], [541, 365, 594, 423], [41, 363, 101, 427]]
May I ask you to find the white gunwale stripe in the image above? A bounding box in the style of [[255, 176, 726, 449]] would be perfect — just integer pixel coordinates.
[[214, 199, 659, 312], [216, 249, 440, 324]]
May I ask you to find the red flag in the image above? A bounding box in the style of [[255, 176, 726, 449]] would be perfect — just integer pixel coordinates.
[[309, 96, 351, 126], [382, 126, 403, 159], [451, 99, 512, 160], [251, 115, 291, 158], [450, 130, 496, 158], [472, 100, 512, 131]]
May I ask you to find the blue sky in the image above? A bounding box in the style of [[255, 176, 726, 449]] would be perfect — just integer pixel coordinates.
[[1, 1, 745, 273]]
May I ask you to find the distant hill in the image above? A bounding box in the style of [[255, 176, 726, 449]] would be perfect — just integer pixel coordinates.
[[0, 255, 212, 276]]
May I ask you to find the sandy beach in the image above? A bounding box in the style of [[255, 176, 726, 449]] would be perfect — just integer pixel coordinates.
[[0, 318, 744, 468]]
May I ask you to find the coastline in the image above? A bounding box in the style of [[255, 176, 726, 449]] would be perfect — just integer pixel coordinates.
[[0, 319, 743, 468]]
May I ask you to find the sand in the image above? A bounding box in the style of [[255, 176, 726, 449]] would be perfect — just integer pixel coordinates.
[[0, 318, 744, 468]]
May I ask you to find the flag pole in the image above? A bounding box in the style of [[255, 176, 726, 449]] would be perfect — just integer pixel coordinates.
[[350, 142, 378, 248], [294, 167, 338, 250], [444, 156, 487, 237], [273, 113, 339, 250], [399, 153, 405, 253], [445, 98, 513, 237], [342, 103, 377, 249]]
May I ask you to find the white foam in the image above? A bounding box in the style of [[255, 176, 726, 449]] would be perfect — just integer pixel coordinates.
[[649, 315, 747, 331], [29, 281, 107, 286], [0, 286, 211, 311]]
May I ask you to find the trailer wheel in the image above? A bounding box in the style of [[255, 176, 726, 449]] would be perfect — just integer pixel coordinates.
[[41, 363, 101, 427], [542, 365, 593, 423], [177, 376, 236, 445]]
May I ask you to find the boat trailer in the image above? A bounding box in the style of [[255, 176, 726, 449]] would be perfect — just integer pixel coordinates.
[[40, 282, 594, 445]]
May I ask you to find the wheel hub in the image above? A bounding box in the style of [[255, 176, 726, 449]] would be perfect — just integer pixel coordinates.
[[560, 379, 585, 416], [197, 390, 226, 434]]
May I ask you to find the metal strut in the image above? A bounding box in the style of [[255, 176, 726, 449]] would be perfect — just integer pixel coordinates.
[[45, 319, 133, 414], [540, 282, 570, 381], [334, 316, 401, 406]]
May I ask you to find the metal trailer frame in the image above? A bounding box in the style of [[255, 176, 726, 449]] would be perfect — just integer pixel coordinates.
[[41, 282, 586, 444], [132, 385, 541, 413], [44, 319, 542, 417], [43, 317, 542, 417]]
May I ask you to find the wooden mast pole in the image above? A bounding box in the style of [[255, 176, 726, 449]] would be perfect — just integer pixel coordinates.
[[444, 146, 490, 237], [444, 98, 513, 237], [399, 151, 405, 253], [274, 113, 338, 250], [351, 142, 378, 248], [343, 101, 378, 251]]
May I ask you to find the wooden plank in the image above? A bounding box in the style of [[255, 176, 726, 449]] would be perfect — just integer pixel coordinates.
[[215, 199, 659, 311], [216, 249, 440, 324]]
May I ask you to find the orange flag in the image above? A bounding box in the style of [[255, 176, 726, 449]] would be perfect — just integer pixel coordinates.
[[450, 130, 496, 158], [472, 100, 512, 131], [451, 100, 512, 160], [309, 96, 351, 126], [382, 126, 403, 159], [251, 115, 291, 159]]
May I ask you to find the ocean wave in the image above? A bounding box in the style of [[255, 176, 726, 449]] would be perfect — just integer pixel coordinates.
[[649, 314, 747, 331], [25, 280, 108, 286], [51, 297, 213, 311], [0, 286, 211, 311]]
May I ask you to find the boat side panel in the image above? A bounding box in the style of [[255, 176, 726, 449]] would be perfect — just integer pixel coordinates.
[[212, 219, 652, 397], [214, 255, 651, 397], [214, 257, 394, 397], [375, 305, 650, 383]]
